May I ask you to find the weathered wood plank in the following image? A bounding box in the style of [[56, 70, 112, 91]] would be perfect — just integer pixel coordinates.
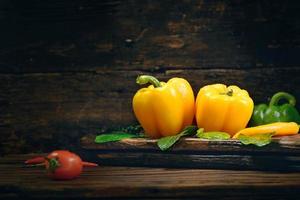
[[81, 135, 300, 154], [1, 0, 300, 73], [1, 68, 299, 104], [94, 153, 300, 171], [81, 134, 300, 171], [1, 154, 300, 199]]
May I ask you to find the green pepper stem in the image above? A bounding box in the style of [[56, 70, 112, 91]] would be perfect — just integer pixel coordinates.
[[136, 75, 162, 88], [269, 92, 296, 107]]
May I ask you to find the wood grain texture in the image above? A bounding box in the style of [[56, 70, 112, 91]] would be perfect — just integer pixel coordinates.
[[1, 0, 300, 72], [81, 134, 300, 170], [82, 134, 300, 153], [1, 154, 300, 199], [93, 153, 300, 171]]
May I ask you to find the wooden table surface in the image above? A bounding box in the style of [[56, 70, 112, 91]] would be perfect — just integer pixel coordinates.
[[1, 154, 300, 199]]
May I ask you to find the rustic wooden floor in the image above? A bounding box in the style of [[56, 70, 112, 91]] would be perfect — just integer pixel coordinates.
[[1, 154, 300, 199]]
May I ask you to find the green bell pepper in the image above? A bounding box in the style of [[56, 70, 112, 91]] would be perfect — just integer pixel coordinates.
[[249, 92, 300, 126]]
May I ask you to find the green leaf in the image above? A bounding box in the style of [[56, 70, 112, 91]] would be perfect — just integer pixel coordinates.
[[180, 125, 198, 136], [197, 131, 230, 140], [238, 132, 274, 147], [157, 126, 197, 151], [196, 128, 204, 137], [157, 134, 182, 151], [121, 125, 143, 134], [95, 132, 138, 143]]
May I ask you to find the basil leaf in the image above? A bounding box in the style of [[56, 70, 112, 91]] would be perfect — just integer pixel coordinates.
[[95, 132, 138, 143], [196, 128, 204, 137], [121, 125, 143, 134], [157, 134, 182, 151], [197, 131, 230, 140], [157, 126, 197, 151], [238, 132, 274, 147], [181, 125, 198, 136]]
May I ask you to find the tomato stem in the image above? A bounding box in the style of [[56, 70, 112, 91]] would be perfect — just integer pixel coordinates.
[[44, 157, 60, 173]]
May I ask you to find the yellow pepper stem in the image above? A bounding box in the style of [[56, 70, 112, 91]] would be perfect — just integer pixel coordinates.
[[220, 89, 233, 96], [136, 75, 162, 88]]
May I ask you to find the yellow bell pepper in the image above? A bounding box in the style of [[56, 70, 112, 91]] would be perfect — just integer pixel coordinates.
[[132, 75, 195, 138], [232, 122, 299, 139], [195, 84, 254, 136]]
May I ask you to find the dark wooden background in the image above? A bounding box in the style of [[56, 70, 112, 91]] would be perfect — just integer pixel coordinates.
[[0, 0, 300, 154]]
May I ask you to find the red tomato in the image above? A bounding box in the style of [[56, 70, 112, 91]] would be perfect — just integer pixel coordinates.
[[25, 150, 98, 180], [45, 150, 83, 180]]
